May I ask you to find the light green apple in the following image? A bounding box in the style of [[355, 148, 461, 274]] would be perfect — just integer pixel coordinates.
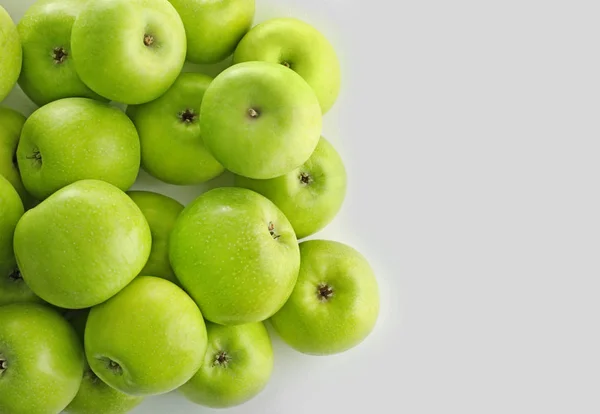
[[168, 0, 255, 64], [180, 321, 273, 408], [14, 180, 152, 309], [67, 369, 145, 414], [17, 0, 106, 106], [0, 107, 35, 207], [236, 137, 346, 239], [17, 98, 141, 200], [71, 0, 186, 105], [0, 6, 21, 102], [0, 267, 42, 307], [127, 191, 184, 284], [270, 240, 380, 355], [200, 61, 322, 179], [85, 276, 208, 396], [0, 175, 39, 306], [127, 73, 224, 185], [234, 18, 341, 114], [0, 303, 84, 414], [170, 187, 300, 325], [64, 309, 144, 414]]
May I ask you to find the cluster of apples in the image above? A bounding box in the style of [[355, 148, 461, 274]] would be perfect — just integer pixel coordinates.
[[0, 0, 380, 413]]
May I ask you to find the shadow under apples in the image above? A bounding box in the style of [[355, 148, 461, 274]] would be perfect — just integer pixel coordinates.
[[130, 169, 235, 206], [183, 56, 234, 79]]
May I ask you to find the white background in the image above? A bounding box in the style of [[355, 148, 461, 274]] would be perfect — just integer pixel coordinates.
[[3, 0, 600, 413]]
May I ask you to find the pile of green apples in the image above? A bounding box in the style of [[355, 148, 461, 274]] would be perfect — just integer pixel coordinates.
[[0, 0, 380, 413]]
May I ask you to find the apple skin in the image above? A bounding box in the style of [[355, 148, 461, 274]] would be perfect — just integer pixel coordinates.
[[200, 61, 322, 179], [0, 267, 43, 307], [0, 175, 40, 306], [0, 107, 36, 207], [64, 309, 144, 414], [180, 321, 273, 408], [234, 18, 341, 114], [235, 136, 347, 239], [0, 176, 22, 268], [13, 180, 152, 309], [17, 0, 105, 107], [0, 303, 84, 414], [127, 191, 184, 284], [71, 0, 187, 105], [0, 171, 39, 306], [17, 98, 141, 200], [170, 187, 300, 325], [270, 240, 380, 355], [168, 0, 255, 64], [0, 6, 21, 102], [85, 276, 208, 396], [127, 73, 224, 185], [66, 370, 145, 414]]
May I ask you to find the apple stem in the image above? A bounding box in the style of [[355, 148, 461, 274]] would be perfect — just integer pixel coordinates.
[[317, 283, 335, 302], [281, 61, 292, 69], [0, 357, 7, 373], [52, 47, 68, 64], [299, 172, 313, 185], [109, 360, 121, 372], [179, 109, 198, 124], [268, 222, 281, 240], [99, 357, 123, 376], [213, 351, 232, 367], [8, 268, 22, 282], [144, 34, 155, 47], [248, 108, 260, 119], [26, 150, 42, 165]]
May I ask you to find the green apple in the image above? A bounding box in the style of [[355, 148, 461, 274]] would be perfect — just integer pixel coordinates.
[[200, 61, 322, 179], [0, 303, 84, 414], [0, 107, 36, 207], [17, 98, 141, 200], [0, 266, 42, 307], [17, 0, 105, 107], [127, 73, 224, 185], [180, 321, 273, 408], [14, 179, 152, 309], [169, 0, 255, 64], [0, 175, 22, 267], [71, 0, 186, 105], [0, 6, 21, 102], [85, 276, 208, 396], [127, 191, 184, 284], [235, 136, 346, 239], [66, 370, 144, 414], [234, 18, 341, 114], [170, 187, 300, 325], [270, 240, 379, 355], [64, 309, 144, 414], [0, 175, 39, 306]]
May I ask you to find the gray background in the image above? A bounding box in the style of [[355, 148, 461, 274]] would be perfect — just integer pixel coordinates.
[[3, 0, 598, 412]]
